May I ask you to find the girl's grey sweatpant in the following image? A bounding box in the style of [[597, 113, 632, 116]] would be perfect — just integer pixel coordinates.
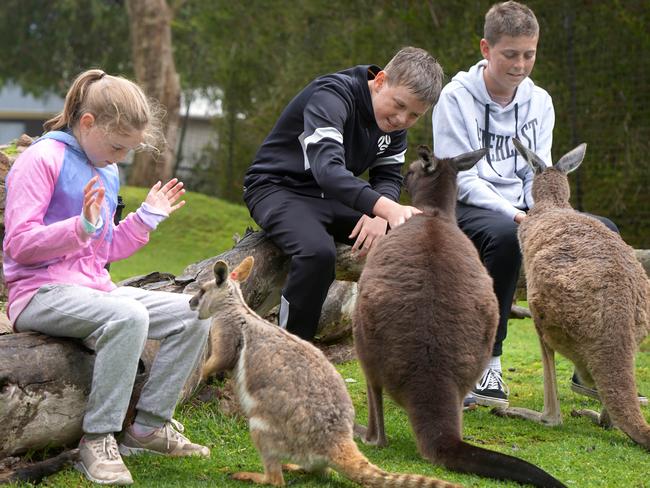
[[15, 284, 211, 435]]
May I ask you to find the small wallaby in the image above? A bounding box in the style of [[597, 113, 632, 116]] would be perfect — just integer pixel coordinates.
[[353, 146, 567, 488], [492, 138, 650, 449], [189, 256, 461, 487]]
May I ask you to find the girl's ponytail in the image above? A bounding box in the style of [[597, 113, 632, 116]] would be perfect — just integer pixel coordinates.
[[43, 69, 106, 132], [43, 68, 163, 152]]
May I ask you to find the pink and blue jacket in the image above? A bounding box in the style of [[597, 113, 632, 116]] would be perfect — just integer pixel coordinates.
[[3, 131, 152, 324]]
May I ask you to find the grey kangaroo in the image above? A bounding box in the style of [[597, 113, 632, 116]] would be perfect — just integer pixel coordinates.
[[189, 256, 461, 487], [354, 146, 567, 487], [493, 138, 650, 450]]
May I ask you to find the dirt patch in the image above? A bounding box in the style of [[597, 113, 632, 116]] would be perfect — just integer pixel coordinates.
[[317, 338, 356, 364]]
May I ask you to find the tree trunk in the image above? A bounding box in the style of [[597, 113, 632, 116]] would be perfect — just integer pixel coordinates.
[[125, 0, 181, 187]]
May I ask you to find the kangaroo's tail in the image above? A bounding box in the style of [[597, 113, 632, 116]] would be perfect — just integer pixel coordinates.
[[404, 387, 567, 488], [330, 439, 461, 488], [429, 436, 566, 488], [588, 354, 650, 449]]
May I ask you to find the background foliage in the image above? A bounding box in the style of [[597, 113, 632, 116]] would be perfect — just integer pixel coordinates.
[[1, 0, 648, 246]]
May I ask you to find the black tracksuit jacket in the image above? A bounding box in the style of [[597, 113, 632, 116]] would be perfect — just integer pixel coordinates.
[[243, 64, 407, 216]]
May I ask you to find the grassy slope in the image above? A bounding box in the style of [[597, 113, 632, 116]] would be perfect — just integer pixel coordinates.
[[108, 187, 256, 283], [12, 190, 649, 487]]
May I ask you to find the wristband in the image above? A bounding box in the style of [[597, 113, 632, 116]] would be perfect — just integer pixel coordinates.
[[81, 213, 103, 235]]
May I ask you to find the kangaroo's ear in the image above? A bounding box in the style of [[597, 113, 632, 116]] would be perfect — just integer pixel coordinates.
[[417, 144, 432, 163], [213, 260, 229, 286], [230, 256, 254, 282], [512, 138, 547, 174], [450, 148, 488, 172], [555, 143, 586, 174], [416, 145, 438, 174]]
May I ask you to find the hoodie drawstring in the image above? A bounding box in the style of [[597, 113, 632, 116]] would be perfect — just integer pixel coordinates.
[[483, 103, 502, 177], [514, 103, 519, 173]]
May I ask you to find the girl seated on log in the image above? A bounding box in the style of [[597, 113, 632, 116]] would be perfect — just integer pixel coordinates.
[[2, 69, 211, 485]]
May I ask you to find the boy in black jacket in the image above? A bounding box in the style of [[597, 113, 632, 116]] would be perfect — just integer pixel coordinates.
[[244, 47, 442, 341]]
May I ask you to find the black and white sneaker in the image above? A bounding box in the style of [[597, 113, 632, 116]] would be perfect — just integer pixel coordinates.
[[472, 368, 509, 408], [570, 372, 648, 406]]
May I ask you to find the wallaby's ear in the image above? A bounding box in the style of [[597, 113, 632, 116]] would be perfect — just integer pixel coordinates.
[[230, 256, 254, 282], [213, 260, 229, 286], [512, 138, 547, 174], [450, 148, 488, 172], [555, 143, 586, 174]]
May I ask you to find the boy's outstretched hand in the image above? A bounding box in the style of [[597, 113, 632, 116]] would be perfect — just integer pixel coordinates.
[[145, 178, 186, 215], [372, 196, 422, 230], [349, 215, 388, 257], [83, 176, 105, 225]]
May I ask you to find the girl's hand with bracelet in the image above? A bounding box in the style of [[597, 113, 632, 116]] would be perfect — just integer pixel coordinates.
[[83, 176, 105, 226]]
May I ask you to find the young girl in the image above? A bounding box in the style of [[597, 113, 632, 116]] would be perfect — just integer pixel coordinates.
[[3, 69, 211, 485]]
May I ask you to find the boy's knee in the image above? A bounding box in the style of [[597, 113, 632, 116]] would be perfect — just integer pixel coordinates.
[[492, 227, 520, 250], [305, 242, 337, 271], [484, 225, 521, 266]]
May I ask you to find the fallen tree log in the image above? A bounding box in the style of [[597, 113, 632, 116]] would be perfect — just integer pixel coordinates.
[[120, 229, 361, 341], [0, 448, 79, 485], [0, 333, 93, 457]]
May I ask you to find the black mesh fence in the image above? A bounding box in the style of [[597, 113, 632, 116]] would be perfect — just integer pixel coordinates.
[[533, 1, 649, 247]]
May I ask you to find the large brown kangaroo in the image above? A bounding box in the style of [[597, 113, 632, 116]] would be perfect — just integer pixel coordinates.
[[354, 146, 566, 487], [189, 256, 461, 487], [493, 138, 650, 450]]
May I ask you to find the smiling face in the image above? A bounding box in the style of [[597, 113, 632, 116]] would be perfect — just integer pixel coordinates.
[[480, 34, 538, 99], [369, 71, 430, 133], [76, 113, 144, 168]]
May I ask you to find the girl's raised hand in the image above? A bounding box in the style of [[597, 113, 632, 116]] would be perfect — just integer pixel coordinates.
[[83, 176, 105, 225], [145, 178, 186, 215]]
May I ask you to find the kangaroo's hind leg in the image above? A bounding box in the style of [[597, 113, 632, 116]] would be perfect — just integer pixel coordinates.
[[354, 382, 387, 447], [494, 336, 562, 426], [232, 430, 285, 486]]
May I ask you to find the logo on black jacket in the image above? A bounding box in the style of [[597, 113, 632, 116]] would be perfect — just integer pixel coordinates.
[[377, 135, 391, 154]]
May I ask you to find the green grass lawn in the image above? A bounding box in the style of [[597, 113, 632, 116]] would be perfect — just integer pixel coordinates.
[[28, 319, 650, 488], [8, 190, 650, 487]]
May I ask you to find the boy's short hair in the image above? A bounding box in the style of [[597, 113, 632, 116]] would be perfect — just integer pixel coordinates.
[[383, 47, 443, 107], [484, 1, 539, 45]]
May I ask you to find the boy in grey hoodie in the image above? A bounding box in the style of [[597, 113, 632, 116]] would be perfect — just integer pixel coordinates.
[[432, 1, 620, 408]]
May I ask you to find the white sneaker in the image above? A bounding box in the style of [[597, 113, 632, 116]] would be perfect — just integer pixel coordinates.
[[119, 419, 210, 458], [75, 433, 133, 485]]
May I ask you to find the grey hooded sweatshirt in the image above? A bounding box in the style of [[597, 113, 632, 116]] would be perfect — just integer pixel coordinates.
[[432, 59, 555, 220]]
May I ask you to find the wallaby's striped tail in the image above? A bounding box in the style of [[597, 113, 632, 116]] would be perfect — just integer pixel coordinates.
[[329, 440, 461, 488]]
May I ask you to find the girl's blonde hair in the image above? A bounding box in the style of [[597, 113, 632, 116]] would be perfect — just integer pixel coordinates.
[[44, 69, 164, 151]]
